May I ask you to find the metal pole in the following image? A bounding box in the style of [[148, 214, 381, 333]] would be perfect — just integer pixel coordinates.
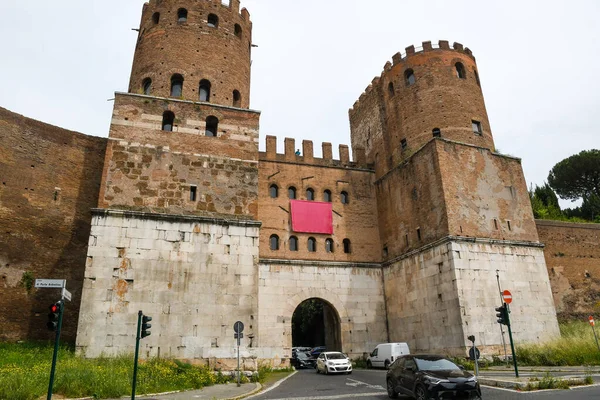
[[132, 311, 142, 400], [47, 302, 64, 400], [592, 324, 600, 352], [237, 335, 241, 387], [496, 270, 508, 365], [505, 303, 519, 378]]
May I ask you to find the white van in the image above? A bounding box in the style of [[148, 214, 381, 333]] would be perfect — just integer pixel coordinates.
[[367, 343, 410, 369]]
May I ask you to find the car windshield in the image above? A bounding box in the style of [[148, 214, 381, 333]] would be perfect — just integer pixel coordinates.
[[415, 357, 460, 371], [296, 352, 310, 360], [327, 353, 347, 360]]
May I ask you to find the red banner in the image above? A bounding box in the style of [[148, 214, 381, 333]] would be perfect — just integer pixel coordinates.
[[290, 200, 333, 234]]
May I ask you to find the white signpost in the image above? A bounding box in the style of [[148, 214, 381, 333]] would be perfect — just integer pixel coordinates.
[[34, 279, 66, 289]]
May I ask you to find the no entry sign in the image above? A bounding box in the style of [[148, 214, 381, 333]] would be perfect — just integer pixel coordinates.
[[589, 316, 595, 326], [502, 290, 513, 304]]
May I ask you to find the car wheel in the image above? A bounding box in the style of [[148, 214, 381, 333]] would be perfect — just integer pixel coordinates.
[[316, 366, 320, 374], [384, 360, 391, 369], [367, 360, 372, 369], [415, 384, 429, 400], [324, 367, 328, 375], [386, 378, 398, 399]]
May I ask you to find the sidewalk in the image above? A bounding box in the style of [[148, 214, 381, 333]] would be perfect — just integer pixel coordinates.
[[477, 365, 600, 390], [101, 382, 261, 400]]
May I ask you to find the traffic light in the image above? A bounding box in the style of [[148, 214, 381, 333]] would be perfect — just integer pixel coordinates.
[[141, 314, 152, 338], [47, 301, 63, 331], [495, 303, 509, 325]]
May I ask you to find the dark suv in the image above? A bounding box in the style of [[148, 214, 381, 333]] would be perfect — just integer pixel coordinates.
[[386, 354, 481, 399]]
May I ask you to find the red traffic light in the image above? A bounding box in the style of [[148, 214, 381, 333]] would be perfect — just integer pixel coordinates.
[[50, 304, 59, 313]]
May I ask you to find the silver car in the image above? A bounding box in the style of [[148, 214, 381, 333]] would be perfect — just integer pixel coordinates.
[[316, 351, 352, 375]]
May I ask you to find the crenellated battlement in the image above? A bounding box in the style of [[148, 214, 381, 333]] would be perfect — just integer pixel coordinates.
[[144, 0, 250, 21], [259, 136, 369, 169], [350, 40, 474, 112]]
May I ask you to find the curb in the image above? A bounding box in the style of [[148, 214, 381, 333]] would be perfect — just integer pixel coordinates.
[[478, 376, 587, 390]]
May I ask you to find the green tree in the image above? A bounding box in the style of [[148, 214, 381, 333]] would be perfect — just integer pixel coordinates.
[[529, 183, 563, 220], [548, 149, 600, 201]]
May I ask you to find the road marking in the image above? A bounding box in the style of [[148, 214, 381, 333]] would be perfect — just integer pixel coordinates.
[[261, 393, 387, 400], [345, 378, 385, 390], [245, 370, 298, 399]]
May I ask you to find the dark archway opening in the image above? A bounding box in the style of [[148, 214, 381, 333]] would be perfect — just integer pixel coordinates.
[[292, 298, 341, 352]]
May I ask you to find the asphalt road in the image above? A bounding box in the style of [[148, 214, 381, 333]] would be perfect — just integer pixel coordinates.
[[248, 368, 600, 400]]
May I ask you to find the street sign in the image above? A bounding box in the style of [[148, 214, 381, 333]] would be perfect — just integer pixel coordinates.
[[233, 321, 244, 333], [35, 279, 66, 288], [502, 290, 513, 304], [589, 316, 595, 327], [61, 288, 72, 302]]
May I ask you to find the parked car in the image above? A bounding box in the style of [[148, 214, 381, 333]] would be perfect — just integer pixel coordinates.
[[367, 342, 410, 369], [386, 354, 481, 399], [292, 346, 312, 357], [316, 351, 352, 375], [291, 351, 316, 369], [310, 346, 326, 358]]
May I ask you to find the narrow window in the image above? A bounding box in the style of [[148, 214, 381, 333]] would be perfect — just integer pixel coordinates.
[[343, 239, 351, 254], [162, 111, 175, 131], [152, 12, 160, 24], [341, 191, 349, 204], [288, 186, 297, 199], [170, 74, 184, 97], [388, 82, 395, 96], [308, 237, 316, 252], [232, 90, 241, 107], [417, 228, 422, 241], [383, 246, 388, 257], [325, 238, 334, 253], [455, 62, 466, 79], [142, 78, 152, 95], [405, 69, 415, 86], [401, 139, 407, 149], [474, 70, 481, 87], [405, 234, 409, 246], [472, 120, 482, 135], [323, 190, 332, 202], [289, 236, 298, 251], [177, 8, 188, 23], [207, 14, 219, 28], [269, 184, 278, 198], [270, 235, 279, 250], [199, 79, 211, 102], [234, 24, 242, 38], [507, 220, 512, 231], [306, 188, 314, 201], [205, 116, 219, 137], [432, 128, 441, 137], [493, 219, 499, 230], [190, 185, 197, 201]]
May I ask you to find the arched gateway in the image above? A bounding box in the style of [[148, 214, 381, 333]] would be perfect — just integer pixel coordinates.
[[292, 298, 342, 352]]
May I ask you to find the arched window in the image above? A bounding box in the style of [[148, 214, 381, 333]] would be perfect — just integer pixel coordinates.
[[432, 128, 441, 137], [207, 14, 219, 28], [199, 79, 211, 102], [341, 191, 349, 204], [455, 62, 466, 79], [269, 184, 278, 198], [289, 236, 298, 251], [404, 69, 415, 86], [177, 8, 188, 23], [306, 188, 314, 201], [323, 190, 332, 202], [343, 239, 351, 254], [308, 237, 316, 252], [162, 111, 175, 132], [170, 74, 183, 97], [288, 186, 297, 199], [388, 82, 395, 96], [234, 24, 242, 38], [142, 78, 152, 95], [325, 238, 334, 253], [152, 12, 160, 24], [233, 90, 241, 107], [269, 235, 279, 250], [205, 116, 219, 137]]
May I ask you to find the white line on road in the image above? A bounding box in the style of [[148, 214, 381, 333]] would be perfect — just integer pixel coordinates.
[[245, 370, 298, 399], [345, 378, 385, 390], [261, 392, 387, 400]]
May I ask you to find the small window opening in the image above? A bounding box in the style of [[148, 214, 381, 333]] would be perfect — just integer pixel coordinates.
[[232, 90, 241, 107], [474, 70, 481, 87], [383, 246, 388, 257], [507, 221, 512, 231], [405, 69, 415, 86], [341, 191, 349, 204], [205, 116, 219, 137], [343, 239, 351, 254], [455, 62, 466, 79], [323, 190, 332, 202], [388, 82, 395, 96], [306, 188, 314, 201], [432, 128, 441, 137], [270, 235, 279, 250], [472, 120, 482, 135], [269, 184, 278, 198], [199, 79, 211, 102], [234, 24, 242, 38], [401, 139, 407, 149], [190, 186, 197, 201], [162, 111, 175, 131], [308, 237, 316, 252], [170, 74, 184, 97], [288, 187, 297, 199], [405, 234, 409, 246], [177, 8, 188, 23], [289, 236, 298, 251], [417, 228, 422, 241], [325, 238, 334, 253], [142, 78, 152, 95], [152, 12, 160, 24], [494, 219, 499, 230], [207, 14, 219, 28]]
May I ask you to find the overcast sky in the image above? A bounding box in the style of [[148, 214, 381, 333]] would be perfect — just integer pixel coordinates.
[[1, 1, 598, 208]]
